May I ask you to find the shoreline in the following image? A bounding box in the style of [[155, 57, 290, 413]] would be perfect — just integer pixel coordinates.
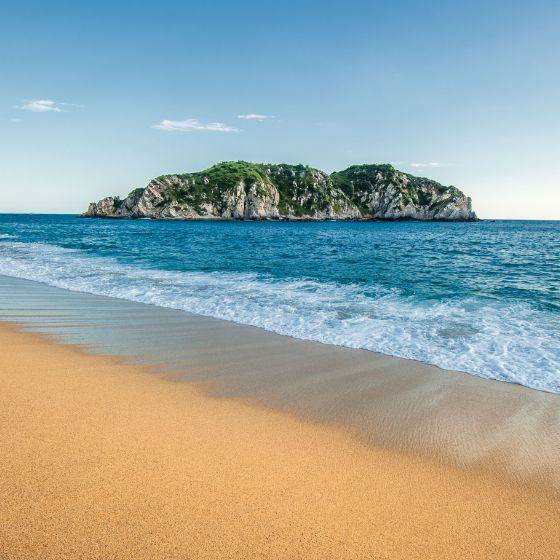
[[0, 269, 549, 395], [1, 274, 559, 491], [80, 214, 480, 222], [1, 320, 559, 558]]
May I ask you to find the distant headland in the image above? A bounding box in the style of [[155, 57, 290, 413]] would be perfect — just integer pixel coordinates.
[[83, 161, 477, 221]]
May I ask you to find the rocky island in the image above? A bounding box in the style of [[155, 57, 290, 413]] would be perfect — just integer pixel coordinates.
[[83, 161, 477, 221]]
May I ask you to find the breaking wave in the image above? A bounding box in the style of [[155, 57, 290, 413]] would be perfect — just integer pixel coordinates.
[[1, 241, 558, 392]]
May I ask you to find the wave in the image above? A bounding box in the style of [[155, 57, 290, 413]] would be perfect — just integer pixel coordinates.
[[0, 241, 558, 392]]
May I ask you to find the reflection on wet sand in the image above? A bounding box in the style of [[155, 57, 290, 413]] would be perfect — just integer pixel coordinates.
[[1, 274, 559, 489]]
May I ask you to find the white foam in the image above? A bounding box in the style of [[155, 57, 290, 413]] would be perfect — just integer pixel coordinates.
[[1, 241, 559, 392]]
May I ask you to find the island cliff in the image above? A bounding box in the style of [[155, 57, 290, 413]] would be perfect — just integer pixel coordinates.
[[83, 161, 477, 221]]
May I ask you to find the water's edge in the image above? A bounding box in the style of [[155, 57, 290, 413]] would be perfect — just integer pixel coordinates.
[[2, 274, 559, 490]]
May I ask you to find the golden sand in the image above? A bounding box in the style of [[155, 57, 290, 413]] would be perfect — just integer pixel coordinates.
[[0, 323, 558, 559]]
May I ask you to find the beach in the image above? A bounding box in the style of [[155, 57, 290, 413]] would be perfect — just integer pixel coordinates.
[[3, 0, 559, 556], [1, 274, 559, 487], [1, 218, 559, 559], [1, 319, 559, 558]]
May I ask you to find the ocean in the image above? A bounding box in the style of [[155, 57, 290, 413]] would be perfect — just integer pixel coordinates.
[[0, 214, 558, 392]]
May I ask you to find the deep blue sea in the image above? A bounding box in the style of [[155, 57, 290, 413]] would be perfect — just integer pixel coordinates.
[[0, 215, 558, 392]]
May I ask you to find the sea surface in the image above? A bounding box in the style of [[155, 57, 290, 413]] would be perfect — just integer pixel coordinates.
[[0, 215, 558, 392]]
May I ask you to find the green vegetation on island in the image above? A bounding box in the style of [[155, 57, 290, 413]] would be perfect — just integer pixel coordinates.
[[84, 161, 477, 221]]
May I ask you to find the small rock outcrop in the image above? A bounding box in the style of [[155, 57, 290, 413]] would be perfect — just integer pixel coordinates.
[[83, 161, 477, 221]]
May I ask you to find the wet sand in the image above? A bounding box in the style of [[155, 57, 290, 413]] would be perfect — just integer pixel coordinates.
[[1, 275, 559, 490], [1, 322, 560, 559]]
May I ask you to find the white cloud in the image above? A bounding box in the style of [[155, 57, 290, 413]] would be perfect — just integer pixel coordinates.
[[17, 99, 85, 113], [410, 162, 441, 168], [152, 118, 239, 132], [236, 113, 275, 120], [10, 117, 22, 123], [19, 99, 63, 112]]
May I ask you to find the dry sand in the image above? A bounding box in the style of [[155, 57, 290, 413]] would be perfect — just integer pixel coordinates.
[[1, 322, 559, 559]]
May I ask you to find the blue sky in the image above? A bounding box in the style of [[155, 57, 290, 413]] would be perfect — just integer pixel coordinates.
[[1, 0, 559, 218]]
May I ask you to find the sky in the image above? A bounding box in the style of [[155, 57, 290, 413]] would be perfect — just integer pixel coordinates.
[[1, 0, 559, 219]]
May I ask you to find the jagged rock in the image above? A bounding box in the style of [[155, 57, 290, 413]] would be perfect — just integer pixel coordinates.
[[83, 161, 477, 221]]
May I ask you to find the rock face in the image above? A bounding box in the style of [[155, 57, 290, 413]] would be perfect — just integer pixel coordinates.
[[83, 161, 477, 221]]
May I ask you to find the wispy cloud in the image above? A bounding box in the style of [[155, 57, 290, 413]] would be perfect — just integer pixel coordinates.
[[17, 99, 84, 113], [19, 99, 62, 112], [10, 117, 22, 123], [409, 162, 442, 168], [236, 113, 275, 121], [152, 118, 239, 132]]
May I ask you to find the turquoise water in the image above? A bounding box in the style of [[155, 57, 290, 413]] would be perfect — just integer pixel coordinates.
[[0, 215, 558, 392]]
